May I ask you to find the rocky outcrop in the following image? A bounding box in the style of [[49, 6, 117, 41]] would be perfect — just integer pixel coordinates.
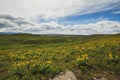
[[51, 69, 111, 80], [51, 69, 77, 80]]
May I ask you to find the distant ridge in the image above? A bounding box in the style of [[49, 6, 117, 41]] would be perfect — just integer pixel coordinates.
[[0, 32, 120, 36], [0, 32, 19, 34]]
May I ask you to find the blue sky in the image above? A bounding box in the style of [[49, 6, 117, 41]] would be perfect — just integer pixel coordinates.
[[58, 10, 120, 25], [37, 7, 120, 25], [0, 0, 120, 35]]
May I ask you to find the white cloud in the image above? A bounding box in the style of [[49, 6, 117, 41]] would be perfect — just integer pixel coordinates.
[[0, 15, 120, 35], [0, 0, 120, 19], [113, 11, 120, 14]]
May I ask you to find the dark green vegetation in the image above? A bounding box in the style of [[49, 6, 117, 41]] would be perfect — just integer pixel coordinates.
[[0, 34, 120, 80]]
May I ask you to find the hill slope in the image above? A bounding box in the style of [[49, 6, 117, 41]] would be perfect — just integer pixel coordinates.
[[0, 34, 120, 80]]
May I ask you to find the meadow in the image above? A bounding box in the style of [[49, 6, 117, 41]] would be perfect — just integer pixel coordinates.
[[0, 34, 120, 80]]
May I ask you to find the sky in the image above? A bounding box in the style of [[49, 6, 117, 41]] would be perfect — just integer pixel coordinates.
[[0, 0, 120, 35]]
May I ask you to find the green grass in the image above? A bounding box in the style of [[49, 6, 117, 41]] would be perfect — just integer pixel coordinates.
[[0, 34, 120, 80]]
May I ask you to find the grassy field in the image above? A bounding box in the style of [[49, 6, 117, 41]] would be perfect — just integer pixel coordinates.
[[0, 34, 120, 80]]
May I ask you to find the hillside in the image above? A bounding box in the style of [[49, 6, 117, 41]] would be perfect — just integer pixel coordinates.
[[0, 34, 120, 80]]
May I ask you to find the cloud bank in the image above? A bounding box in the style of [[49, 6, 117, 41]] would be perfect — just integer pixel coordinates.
[[0, 14, 120, 35], [0, 0, 120, 19], [0, 0, 120, 34]]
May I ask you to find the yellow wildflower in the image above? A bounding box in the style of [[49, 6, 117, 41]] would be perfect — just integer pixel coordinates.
[[108, 52, 113, 59]]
